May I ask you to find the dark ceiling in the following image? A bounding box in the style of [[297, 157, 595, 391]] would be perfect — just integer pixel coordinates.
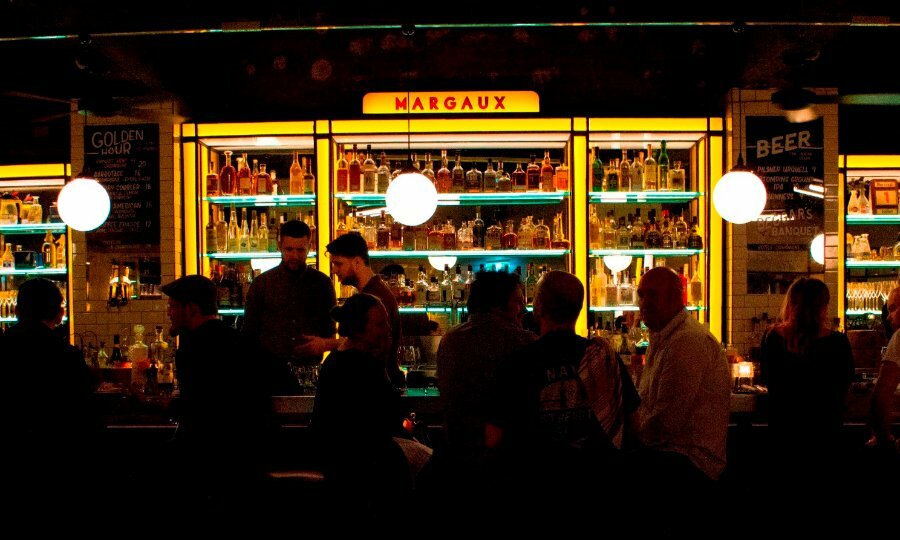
[[2, 1, 900, 164]]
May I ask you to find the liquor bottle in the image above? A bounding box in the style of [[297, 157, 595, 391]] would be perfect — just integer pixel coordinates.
[[483, 158, 498, 192], [591, 146, 605, 192], [206, 161, 219, 196], [541, 150, 555, 192], [456, 220, 473, 250], [603, 211, 617, 249], [501, 220, 518, 249], [97, 341, 109, 368], [426, 223, 443, 250], [55, 234, 66, 269], [657, 140, 670, 191], [1, 243, 13, 270], [678, 265, 689, 306], [270, 170, 278, 196], [258, 213, 269, 251], [256, 163, 271, 195], [206, 208, 217, 253], [289, 151, 303, 195], [250, 159, 260, 194], [249, 209, 259, 251], [41, 231, 55, 268], [512, 162, 527, 192], [110, 334, 125, 367], [440, 264, 453, 304], [436, 150, 452, 193], [472, 207, 485, 249], [645, 217, 661, 248], [533, 218, 551, 249], [239, 208, 250, 252], [213, 206, 226, 253], [526, 154, 540, 191], [442, 220, 457, 250], [267, 217, 278, 252], [495, 161, 512, 192], [643, 144, 658, 191], [336, 144, 349, 192], [525, 263, 538, 304], [454, 265, 467, 303], [619, 150, 632, 191], [660, 212, 673, 249], [847, 184, 860, 214], [519, 216, 535, 249], [858, 181, 871, 214], [617, 216, 631, 249], [674, 212, 689, 248], [631, 151, 644, 192], [687, 217, 704, 249], [219, 150, 237, 195], [631, 208, 645, 248], [403, 224, 417, 251], [555, 155, 569, 191], [376, 210, 390, 249], [237, 153, 252, 195], [606, 158, 620, 192], [892, 232, 900, 259], [589, 207, 601, 250], [669, 160, 685, 191], [303, 157, 316, 195], [363, 144, 377, 193], [551, 212, 570, 249], [414, 224, 427, 251], [348, 144, 362, 193], [227, 206, 240, 253], [465, 162, 483, 193], [377, 152, 392, 193], [689, 267, 703, 307], [130, 324, 149, 394], [451, 151, 466, 193], [485, 215, 502, 250]]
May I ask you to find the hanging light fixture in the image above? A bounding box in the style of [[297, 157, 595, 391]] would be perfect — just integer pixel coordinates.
[[57, 166, 111, 231], [810, 232, 825, 265], [385, 89, 438, 226], [713, 89, 767, 224], [603, 255, 633, 273]]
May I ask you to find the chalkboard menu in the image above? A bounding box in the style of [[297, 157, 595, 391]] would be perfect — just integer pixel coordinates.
[[83, 124, 160, 255], [745, 116, 825, 293]]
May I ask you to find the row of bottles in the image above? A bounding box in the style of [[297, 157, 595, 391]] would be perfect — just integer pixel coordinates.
[[335, 144, 570, 194], [395, 262, 553, 308], [589, 261, 703, 308], [335, 207, 569, 251], [207, 151, 316, 197], [847, 232, 900, 260], [591, 142, 686, 192], [206, 206, 317, 254], [211, 262, 259, 308], [0, 192, 53, 224], [94, 326, 176, 396], [1, 232, 67, 270], [589, 208, 702, 250]]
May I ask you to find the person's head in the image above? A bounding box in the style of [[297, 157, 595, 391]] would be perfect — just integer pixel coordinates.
[[467, 270, 526, 323], [15, 278, 64, 326], [533, 270, 583, 333], [326, 232, 370, 287], [330, 293, 390, 357], [161, 274, 218, 337], [279, 220, 311, 271], [638, 267, 685, 331], [779, 277, 830, 353], [887, 286, 900, 331]]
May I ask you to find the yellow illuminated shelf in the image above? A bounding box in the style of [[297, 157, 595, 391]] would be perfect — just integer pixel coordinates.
[[336, 191, 569, 206], [845, 214, 900, 225], [589, 191, 702, 203], [590, 248, 703, 256], [0, 223, 67, 235], [205, 194, 317, 207], [590, 306, 705, 312], [368, 249, 569, 258]]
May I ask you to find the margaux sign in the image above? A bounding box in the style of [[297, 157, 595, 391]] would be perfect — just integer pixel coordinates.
[[363, 91, 539, 114]]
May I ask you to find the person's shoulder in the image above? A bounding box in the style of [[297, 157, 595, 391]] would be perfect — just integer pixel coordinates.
[[305, 266, 332, 283]]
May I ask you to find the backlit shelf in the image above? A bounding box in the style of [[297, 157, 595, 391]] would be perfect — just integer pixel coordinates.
[[397, 305, 533, 314], [0, 223, 67, 235], [845, 214, 900, 225], [590, 306, 705, 312], [845, 260, 900, 268], [218, 308, 245, 316], [590, 248, 703, 257], [205, 194, 317, 207], [590, 191, 702, 203], [0, 267, 67, 276], [368, 249, 569, 258], [206, 252, 316, 260], [845, 309, 883, 316], [0, 315, 68, 323], [336, 191, 569, 206]]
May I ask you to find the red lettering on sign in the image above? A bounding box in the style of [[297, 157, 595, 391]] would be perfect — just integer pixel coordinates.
[[445, 97, 457, 110], [461, 96, 473, 110], [412, 97, 425, 110], [478, 96, 490, 110], [395, 97, 408, 111], [494, 96, 506, 110], [429, 97, 438, 110]]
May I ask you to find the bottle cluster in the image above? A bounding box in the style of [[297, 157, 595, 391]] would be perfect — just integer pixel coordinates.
[[335, 144, 569, 194], [207, 150, 316, 197], [0, 230, 67, 271], [0, 192, 57, 225], [391, 262, 551, 308], [591, 142, 686, 192], [589, 207, 702, 250], [590, 262, 703, 308], [206, 206, 317, 254]]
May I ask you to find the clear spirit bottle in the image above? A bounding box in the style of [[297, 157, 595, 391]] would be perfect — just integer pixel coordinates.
[[631, 151, 644, 192], [643, 144, 658, 191], [472, 208, 486, 249], [669, 160, 685, 191], [496, 161, 512, 192], [227, 206, 240, 253], [619, 150, 632, 192], [377, 152, 391, 193], [421, 153, 435, 186], [363, 144, 377, 193]]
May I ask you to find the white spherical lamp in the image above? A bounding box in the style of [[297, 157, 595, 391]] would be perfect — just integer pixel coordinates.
[[428, 256, 457, 271], [712, 170, 767, 224], [57, 176, 111, 231], [810, 233, 825, 265], [603, 255, 633, 273], [385, 170, 438, 226]]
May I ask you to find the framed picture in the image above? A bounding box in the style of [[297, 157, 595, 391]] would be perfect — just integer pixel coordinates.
[[870, 178, 899, 215]]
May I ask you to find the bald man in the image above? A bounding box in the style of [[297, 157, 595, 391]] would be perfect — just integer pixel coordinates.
[[634, 267, 730, 484], [870, 286, 900, 450]]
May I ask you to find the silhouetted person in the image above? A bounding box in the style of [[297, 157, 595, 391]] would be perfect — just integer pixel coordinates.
[[870, 285, 899, 452]]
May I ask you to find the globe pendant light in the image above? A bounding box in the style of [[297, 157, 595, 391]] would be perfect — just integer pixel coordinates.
[[385, 90, 437, 226], [57, 167, 111, 231], [713, 89, 767, 224]]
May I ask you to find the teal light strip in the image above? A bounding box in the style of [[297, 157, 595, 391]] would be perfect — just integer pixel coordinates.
[[369, 249, 569, 258], [398, 306, 533, 314], [218, 308, 245, 316], [0, 223, 67, 234], [590, 305, 705, 312], [205, 252, 315, 260], [336, 192, 569, 206], [846, 214, 900, 225], [589, 191, 702, 203], [205, 195, 317, 207], [845, 309, 883, 316], [590, 248, 703, 256], [846, 260, 900, 268], [0, 315, 68, 323], [0, 268, 67, 276]]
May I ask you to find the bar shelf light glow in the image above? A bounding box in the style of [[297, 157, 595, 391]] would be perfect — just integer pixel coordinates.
[[205, 195, 317, 207], [589, 191, 702, 203], [218, 306, 534, 316], [369, 249, 569, 258], [336, 192, 569, 207], [590, 306, 705, 312], [845, 260, 900, 269], [590, 249, 703, 257], [845, 309, 884, 316], [0, 315, 69, 323], [206, 252, 316, 260], [0, 268, 67, 276], [845, 214, 900, 225], [0, 223, 67, 235]]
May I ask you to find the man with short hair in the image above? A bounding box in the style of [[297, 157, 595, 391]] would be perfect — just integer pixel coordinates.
[[297, 232, 404, 387], [243, 219, 336, 374], [634, 266, 730, 485], [869, 285, 900, 450]]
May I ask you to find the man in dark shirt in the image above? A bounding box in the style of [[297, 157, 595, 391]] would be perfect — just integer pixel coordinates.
[[243, 220, 336, 378], [297, 232, 404, 387]]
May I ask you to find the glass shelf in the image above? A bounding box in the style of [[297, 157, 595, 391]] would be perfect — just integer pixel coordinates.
[[206, 251, 316, 260], [845, 214, 900, 225], [368, 249, 570, 258], [0, 223, 67, 235], [0, 315, 68, 324], [590, 248, 703, 257], [589, 191, 702, 203], [845, 260, 900, 269], [218, 305, 538, 316], [336, 191, 570, 207], [217, 308, 246, 316], [0, 268, 67, 276], [205, 194, 317, 207], [845, 309, 883, 316], [590, 306, 705, 312]]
